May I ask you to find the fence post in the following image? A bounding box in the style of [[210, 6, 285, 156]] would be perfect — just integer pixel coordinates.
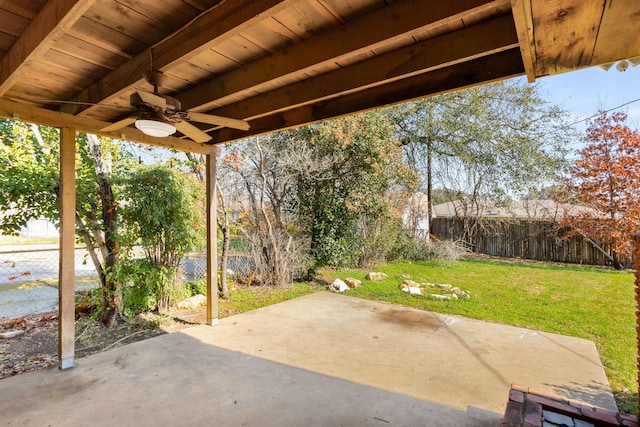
[[633, 233, 640, 413]]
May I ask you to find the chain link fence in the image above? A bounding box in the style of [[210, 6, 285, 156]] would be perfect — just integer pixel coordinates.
[[0, 246, 256, 285], [181, 250, 256, 282], [0, 245, 101, 318], [0, 245, 99, 287], [0, 244, 256, 287], [0, 243, 256, 318]]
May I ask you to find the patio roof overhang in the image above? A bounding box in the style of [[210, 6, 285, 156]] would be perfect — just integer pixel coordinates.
[[0, 0, 638, 149]]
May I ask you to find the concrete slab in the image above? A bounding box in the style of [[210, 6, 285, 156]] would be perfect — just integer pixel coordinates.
[[0, 292, 616, 426], [186, 293, 616, 412]]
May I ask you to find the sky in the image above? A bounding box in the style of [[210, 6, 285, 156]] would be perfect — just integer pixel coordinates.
[[523, 64, 640, 132]]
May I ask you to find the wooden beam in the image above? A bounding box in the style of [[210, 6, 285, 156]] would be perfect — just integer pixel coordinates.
[[206, 147, 221, 326], [0, 0, 97, 97], [531, 0, 604, 76], [58, 126, 76, 370], [62, 0, 292, 116], [207, 14, 518, 122], [591, 0, 640, 67], [179, 0, 511, 111], [209, 48, 525, 144], [0, 99, 217, 155], [511, 0, 536, 82]]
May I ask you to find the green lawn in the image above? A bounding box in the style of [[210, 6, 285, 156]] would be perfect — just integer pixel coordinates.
[[218, 282, 320, 318], [319, 257, 637, 413]]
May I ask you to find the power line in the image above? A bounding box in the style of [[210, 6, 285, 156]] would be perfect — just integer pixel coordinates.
[[556, 96, 640, 131]]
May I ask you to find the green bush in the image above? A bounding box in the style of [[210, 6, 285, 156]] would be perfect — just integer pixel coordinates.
[[390, 235, 466, 264], [186, 279, 207, 296], [120, 259, 190, 315]]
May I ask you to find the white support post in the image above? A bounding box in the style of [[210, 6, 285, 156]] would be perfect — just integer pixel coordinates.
[[58, 127, 76, 369], [206, 147, 221, 325]]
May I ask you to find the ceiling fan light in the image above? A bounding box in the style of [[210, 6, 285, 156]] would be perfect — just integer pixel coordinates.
[[135, 119, 176, 137]]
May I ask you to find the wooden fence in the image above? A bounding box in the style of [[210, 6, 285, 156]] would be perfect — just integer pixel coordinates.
[[430, 217, 616, 266]]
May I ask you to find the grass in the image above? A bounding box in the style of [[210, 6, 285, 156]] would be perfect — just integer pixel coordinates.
[[319, 256, 637, 414], [217, 282, 321, 318]]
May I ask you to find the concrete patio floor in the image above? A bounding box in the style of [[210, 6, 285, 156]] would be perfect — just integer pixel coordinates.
[[0, 292, 616, 426]]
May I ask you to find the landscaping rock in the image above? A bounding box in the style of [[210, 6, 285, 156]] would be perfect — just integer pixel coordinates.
[[344, 277, 362, 289], [401, 286, 422, 296], [177, 294, 206, 310], [0, 329, 25, 339], [365, 272, 388, 281], [402, 279, 419, 288], [395, 277, 471, 301], [328, 279, 350, 293]]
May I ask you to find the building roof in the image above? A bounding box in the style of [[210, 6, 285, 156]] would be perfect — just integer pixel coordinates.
[[432, 199, 597, 220]]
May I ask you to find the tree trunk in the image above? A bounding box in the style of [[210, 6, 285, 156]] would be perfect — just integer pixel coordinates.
[[256, 139, 280, 285], [426, 138, 432, 242], [86, 134, 120, 327], [220, 223, 230, 298], [215, 181, 230, 298]]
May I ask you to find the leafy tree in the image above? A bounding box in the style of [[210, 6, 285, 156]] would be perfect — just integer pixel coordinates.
[[221, 112, 417, 279], [389, 79, 575, 241], [119, 165, 205, 311], [297, 111, 418, 268], [120, 165, 205, 268], [0, 120, 134, 326], [560, 111, 640, 269]]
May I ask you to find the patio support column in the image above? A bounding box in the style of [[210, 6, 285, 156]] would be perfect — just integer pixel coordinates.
[[206, 146, 221, 326], [58, 127, 76, 369]]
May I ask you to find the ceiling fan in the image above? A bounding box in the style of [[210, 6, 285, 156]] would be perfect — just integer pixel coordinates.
[[100, 71, 250, 143]]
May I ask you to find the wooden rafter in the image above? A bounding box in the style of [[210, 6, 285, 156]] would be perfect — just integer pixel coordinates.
[[208, 48, 525, 144], [510, 0, 536, 82], [0, 99, 217, 155], [178, 0, 512, 112], [0, 0, 98, 97], [204, 14, 518, 123], [62, 0, 294, 116]]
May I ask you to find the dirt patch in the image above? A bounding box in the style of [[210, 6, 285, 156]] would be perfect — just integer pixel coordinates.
[[1, 310, 199, 380]]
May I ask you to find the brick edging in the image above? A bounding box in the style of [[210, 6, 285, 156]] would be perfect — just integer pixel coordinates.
[[503, 384, 638, 427]]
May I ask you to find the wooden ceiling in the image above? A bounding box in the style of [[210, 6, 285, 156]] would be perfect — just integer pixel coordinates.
[[0, 0, 638, 154]]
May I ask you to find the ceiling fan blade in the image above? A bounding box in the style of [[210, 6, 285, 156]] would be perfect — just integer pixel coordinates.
[[136, 90, 166, 109], [188, 112, 250, 131], [174, 121, 212, 143], [100, 117, 136, 132]]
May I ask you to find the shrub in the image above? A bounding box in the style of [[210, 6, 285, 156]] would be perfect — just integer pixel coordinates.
[[357, 215, 403, 269], [120, 259, 190, 315], [390, 235, 466, 265], [186, 279, 207, 296]]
